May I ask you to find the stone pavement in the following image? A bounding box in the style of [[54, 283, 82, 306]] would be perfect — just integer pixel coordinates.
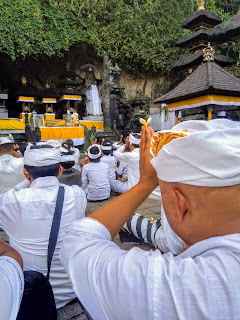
[[0, 195, 161, 320]]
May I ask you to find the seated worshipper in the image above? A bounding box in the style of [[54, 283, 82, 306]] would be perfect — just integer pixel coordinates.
[[0, 144, 87, 309], [60, 119, 240, 320], [82, 144, 112, 201], [100, 140, 127, 194], [101, 140, 117, 171], [63, 139, 81, 171], [112, 137, 128, 181], [58, 148, 82, 187], [115, 160, 128, 180], [0, 135, 24, 193], [0, 240, 23, 320], [113, 133, 140, 193]]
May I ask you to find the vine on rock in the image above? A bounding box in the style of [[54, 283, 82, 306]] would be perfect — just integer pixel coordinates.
[[0, 0, 238, 74]]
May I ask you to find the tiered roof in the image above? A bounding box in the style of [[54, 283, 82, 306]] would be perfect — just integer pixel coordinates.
[[155, 61, 240, 104], [171, 3, 235, 73], [211, 13, 240, 43], [181, 10, 221, 30]]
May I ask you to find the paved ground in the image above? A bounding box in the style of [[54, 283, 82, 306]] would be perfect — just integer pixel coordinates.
[[0, 195, 161, 320]]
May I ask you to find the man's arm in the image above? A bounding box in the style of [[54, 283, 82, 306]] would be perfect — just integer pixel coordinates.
[[0, 240, 23, 269], [90, 126, 159, 239]]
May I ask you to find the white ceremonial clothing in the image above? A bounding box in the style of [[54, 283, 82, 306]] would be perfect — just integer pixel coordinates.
[[61, 218, 240, 320], [101, 155, 128, 194], [101, 155, 117, 179], [0, 257, 24, 320], [124, 206, 184, 255], [72, 147, 81, 171], [157, 207, 184, 254], [0, 176, 87, 309], [0, 155, 24, 193], [82, 162, 112, 201], [114, 146, 140, 190], [116, 161, 128, 179]]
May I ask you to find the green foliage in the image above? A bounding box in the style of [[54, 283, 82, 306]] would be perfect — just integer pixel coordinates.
[[0, 0, 238, 74]]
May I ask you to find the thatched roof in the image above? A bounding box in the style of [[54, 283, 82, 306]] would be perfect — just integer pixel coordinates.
[[175, 29, 210, 48], [170, 50, 235, 72], [155, 61, 240, 104], [181, 10, 222, 30], [211, 13, 240, 43]]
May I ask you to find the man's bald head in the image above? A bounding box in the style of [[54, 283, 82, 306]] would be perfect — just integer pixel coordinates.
[[160, 180, 240, 246]]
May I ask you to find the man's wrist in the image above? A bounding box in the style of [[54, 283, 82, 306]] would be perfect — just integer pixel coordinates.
[[135, 181, 157, 196]]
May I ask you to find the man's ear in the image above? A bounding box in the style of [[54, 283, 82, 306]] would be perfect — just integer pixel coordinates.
[[170, 188, 188, 223], [57, 165, 63, 177]]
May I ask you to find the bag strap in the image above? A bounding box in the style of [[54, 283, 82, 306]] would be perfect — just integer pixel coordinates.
[[46, 186, 65, 280]]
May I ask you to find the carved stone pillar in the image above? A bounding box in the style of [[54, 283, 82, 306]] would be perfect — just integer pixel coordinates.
[[101, 53, 112, 131]]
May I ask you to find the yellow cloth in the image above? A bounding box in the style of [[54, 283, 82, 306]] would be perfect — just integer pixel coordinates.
[[52, 120, 104, 130], [167, 95, 240, 110], [79, 120, 104, 130], [0, 119, 25, 130], [40, 126, 84, 140], [44, 114, 55, 120]]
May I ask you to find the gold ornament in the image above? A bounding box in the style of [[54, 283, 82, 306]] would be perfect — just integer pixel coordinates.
[[203, 42, 215, 61], [197, 0, 205, 10]]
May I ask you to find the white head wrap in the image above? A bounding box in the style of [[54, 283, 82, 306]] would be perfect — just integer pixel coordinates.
[[0, 134, 14, 145], [87, 144, 102, 159], [46, 139, 62, 149], [101, 144, 112, 151], [217, 111, 227, 117], [150, 119, 240, 187], [60, 148, 76, 163], [129, 133, 140, 145], [24, 145, 61, 167]]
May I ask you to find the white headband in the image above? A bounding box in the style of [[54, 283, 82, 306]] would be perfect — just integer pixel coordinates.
[[24, 146, 61, 167], [129, 133, 140, 145], [87, 144, 102, 159], [60, 152, 75, 163], [0, 134, 14, 145], [101, 145, 112, 151], [151, 119, 240, 187]]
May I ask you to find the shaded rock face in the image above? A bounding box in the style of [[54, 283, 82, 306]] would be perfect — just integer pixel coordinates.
[[0, 44, 174, 122]]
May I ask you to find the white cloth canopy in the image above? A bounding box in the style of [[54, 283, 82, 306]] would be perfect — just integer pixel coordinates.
[[85, 85, 103, 116]]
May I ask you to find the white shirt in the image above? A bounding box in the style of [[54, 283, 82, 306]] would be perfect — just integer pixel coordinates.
[[61, 218, 240, 320], [101, 155, 117, 181], [72, 147, 81, 171], [0, 256, 24, 320], [0, 154, 24, 193], [114, 146, 140, 189], [0, 176, 87, 309], [155, 206, 184, 255], [115, 161, 128, 179], [82, 162, 112, 201]]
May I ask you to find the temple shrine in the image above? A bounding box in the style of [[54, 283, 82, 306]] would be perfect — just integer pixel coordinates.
[[171, 0, 235, 74], [155, 1, 240, 124]]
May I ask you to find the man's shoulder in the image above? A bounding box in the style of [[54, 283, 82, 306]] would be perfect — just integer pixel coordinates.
[[62, 183, 85, 196], [0, 154, 24, 167]]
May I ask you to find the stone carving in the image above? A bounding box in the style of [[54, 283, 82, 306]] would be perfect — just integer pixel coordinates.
[[101, 52, 123, 131]]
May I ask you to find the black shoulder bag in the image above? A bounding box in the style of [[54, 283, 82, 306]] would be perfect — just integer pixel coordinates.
[[17, 186, 65, 320]]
